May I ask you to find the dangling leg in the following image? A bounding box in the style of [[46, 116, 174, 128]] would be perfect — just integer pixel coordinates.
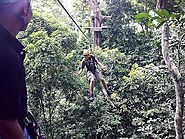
[[90, 79, 95, 97], [95, 71, 111, 96], [100, 79, 111, 96], [87, 71, 95, 99], [100, 79, 108, 91]]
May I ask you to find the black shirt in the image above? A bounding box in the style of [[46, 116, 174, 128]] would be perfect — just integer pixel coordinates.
[[0, 25, 27, 120], [81, 54, 97, 74]]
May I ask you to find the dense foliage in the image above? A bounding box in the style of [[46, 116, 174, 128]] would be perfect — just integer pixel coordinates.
[[18, 0, 185, 139]]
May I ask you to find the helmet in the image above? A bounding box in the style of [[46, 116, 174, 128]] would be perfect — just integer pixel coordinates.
[[83, 49, 90, 56]]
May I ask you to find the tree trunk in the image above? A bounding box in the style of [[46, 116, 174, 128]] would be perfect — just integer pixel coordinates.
[[157, 0, 184, 138], [162, 23, 184, 139]]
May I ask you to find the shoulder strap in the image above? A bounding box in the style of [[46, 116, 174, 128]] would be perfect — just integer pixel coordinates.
[[90, 54, 96, 63], [24, 111, 46, 139]]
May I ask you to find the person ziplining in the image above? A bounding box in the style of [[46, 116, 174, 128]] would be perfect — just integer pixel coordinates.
[[76, 49, 111, 100]]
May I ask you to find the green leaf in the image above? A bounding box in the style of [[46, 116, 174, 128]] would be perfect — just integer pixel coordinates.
[[147, 19, 153, 27], [134, 18, 141, 23], [155, 9, 170, 19], [135, 12, 150, 19]]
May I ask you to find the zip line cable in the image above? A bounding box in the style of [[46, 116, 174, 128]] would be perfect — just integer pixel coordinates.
[[56, 0, 89, 40]]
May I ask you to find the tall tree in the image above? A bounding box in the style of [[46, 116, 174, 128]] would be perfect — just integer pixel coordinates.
[[156, 0, 184, 139]]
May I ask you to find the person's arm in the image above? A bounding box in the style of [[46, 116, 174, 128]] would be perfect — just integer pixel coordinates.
[[76, 68, 83, 76], [0, 119, 24, 139], [76, 60, 85, 76], [95, 57, 106, 69]]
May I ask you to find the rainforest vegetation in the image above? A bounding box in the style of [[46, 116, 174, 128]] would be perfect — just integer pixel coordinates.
[[19, 0, 185, 138]]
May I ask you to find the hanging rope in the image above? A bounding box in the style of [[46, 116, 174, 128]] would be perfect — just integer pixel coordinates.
[[56, 0, 88, 39]]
